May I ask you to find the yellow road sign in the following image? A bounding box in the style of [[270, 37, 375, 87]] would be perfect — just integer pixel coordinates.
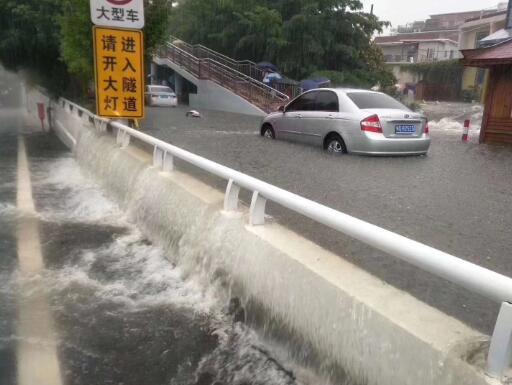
[[93, 27, 144, 119]]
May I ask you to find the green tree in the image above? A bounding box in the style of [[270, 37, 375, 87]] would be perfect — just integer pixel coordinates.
[[0, 0, 172, 97], [59, 0, 172, 94], [0, 0, 69, 94], [59, 0, 94, 95], [170, 0, 394, 88]]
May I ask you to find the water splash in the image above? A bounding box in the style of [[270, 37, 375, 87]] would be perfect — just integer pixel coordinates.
[[29, 156, 124, 225], [4, 136, 317, 385]]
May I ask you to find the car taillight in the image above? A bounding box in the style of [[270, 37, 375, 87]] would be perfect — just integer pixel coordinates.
[[424, 119, 430, 135], [361, 115, 382, 133]]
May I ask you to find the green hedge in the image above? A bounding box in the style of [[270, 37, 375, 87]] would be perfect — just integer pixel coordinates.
[[400, 60, 464, 85]]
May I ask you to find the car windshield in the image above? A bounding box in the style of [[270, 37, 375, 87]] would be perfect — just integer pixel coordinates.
[[347, 92, 408, 110], [150, 86, 174, 94]]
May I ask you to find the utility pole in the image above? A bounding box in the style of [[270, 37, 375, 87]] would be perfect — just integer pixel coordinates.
[[370, 4, 374, 15]]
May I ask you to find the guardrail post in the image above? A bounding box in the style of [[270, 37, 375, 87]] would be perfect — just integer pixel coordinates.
[[153, 146, 164, 168], [81, 112, 89, 124], [487, 302, 512, 379], [122, 131, 130, 147], [116, 129, 130, 147], [94, 118, 108, 132], [249, 191, 267, 226], [224, 179, 240, 211], [163, 151, 174, 172]]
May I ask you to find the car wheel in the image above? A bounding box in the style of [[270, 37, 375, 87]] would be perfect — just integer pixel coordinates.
[[262, 125, 275, 139], [324, 134, 347, 154]]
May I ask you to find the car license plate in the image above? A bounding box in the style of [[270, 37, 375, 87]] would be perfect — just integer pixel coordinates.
[[395, 124, 416, 134], [160, 95, 169, 99]]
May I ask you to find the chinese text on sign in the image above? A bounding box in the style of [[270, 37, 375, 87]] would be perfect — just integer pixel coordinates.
[[90, 0, 145, 29], [93, 27, 145, 118]]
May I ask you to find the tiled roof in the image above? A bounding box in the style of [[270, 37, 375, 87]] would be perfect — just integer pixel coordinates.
[[461, 38, 512, 66]]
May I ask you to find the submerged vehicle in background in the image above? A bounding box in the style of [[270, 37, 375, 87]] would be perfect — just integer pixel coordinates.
[[261, 88, 430, 156], [145, 85, 178, 107]]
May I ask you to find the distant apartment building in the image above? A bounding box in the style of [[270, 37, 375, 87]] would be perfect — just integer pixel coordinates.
[[376, 36, 460, 64], [375, 3, 509, 98], [459, 7, 508, 93]]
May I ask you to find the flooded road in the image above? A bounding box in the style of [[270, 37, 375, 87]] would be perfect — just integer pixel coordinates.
[[142, 105, 512, 334], [0, 102, 326, 385], [2, 86, 510, 384], [0, 110, 21, 385]]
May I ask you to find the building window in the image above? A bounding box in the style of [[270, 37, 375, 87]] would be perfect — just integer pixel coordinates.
[[475, 30, 489, 48]]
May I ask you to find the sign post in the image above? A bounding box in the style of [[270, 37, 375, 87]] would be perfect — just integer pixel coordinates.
[[91, 0, 145, 120]]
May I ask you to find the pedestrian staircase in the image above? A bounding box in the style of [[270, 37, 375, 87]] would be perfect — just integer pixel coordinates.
[[155, 37, 300, 113]]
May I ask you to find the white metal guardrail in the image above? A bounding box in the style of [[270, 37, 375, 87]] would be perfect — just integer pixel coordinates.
[[57, 97, 512, 380]]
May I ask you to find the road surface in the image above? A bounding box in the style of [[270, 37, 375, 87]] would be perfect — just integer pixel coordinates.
[[142, 104, 512, 334], [0, 104, 321, 385]]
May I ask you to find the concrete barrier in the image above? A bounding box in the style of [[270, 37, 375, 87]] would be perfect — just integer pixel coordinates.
[[39, 93, 501, 385]]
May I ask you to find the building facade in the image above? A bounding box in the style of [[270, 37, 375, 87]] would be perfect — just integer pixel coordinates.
[[459, 11, 508, 94], [462, 38, 512, 144], [375, 3, 509, 99]]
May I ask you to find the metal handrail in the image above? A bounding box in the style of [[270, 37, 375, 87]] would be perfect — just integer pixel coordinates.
[[58, 96, 512, 380], [168, 35, 302, 99], [159, 43, 289, 112], [167, 43, 289, 100], [170, 34, 261, 73]]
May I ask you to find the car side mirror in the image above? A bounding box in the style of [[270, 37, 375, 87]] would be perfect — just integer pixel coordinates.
[[278, 105, 285, 113]]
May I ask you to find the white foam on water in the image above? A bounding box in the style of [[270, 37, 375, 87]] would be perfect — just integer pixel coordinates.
[[29, 156, 125, 225], [48, 230, 220, 314], [429, 108, 483, 141], [21, 128, 330, 384], [193, 322, 332, 385], [429, 118, 465, 132], [0, 202, 22, 220]]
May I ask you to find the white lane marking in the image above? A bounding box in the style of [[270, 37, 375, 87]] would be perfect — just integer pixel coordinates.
[[16, 136, 63, 385]]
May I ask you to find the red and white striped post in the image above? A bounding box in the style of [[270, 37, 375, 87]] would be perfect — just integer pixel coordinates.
[[462, 119, 470, 142], [37, 102, 46, 132]]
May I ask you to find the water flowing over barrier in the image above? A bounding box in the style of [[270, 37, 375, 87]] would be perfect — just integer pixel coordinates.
[[29, 90, 512, 385]]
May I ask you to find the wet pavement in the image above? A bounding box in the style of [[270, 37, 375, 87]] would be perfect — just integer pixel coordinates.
[[0, 96, 325, 384], [0, 110, 22, 385], [1, 84, 510, 384], [142, 105, 512, 334]]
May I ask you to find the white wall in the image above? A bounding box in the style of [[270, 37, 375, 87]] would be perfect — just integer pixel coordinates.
[[153, 57, 266, 117]]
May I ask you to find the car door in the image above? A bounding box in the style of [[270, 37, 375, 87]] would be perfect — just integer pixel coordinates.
[[299, 90, 340, 146], [277, 92, 316, 142]]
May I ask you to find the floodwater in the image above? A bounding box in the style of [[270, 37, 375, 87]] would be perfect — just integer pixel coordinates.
[[0, 111, 21, 385], [142, 104, 512, 334], [0, 79, 329, 385]]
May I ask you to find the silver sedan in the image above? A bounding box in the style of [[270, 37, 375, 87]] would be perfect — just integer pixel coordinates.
[[145, 85, 178, 107], [261, 88, 431, 155]]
